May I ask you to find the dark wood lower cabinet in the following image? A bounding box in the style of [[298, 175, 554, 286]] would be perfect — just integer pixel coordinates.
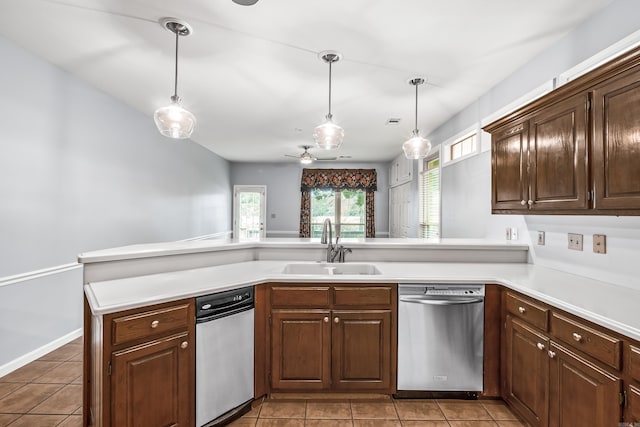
[[504, 316, 549, 427], [270, 310, 331, 390], [332, 310, 392, 391], [548, 343, 622, 427], [111, 332, 192, 427], [628, 384, 640, 423]]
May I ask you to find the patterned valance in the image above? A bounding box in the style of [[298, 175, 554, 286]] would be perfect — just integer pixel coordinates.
[[300, 168, 377, 191]]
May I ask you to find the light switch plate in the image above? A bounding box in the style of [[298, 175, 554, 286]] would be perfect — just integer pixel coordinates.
[[568, 233, 583, 251], [593, 234, 606, 254], [537, 231, 545, 245]]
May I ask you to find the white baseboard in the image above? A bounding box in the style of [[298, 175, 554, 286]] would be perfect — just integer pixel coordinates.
[[0, 328, 83, 378]]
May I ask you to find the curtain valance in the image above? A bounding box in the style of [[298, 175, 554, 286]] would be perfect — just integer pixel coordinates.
[[300, 168, 377, 191]]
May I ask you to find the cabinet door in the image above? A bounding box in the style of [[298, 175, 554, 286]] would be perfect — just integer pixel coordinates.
[[503, 316, 549, 427], [629, 384, 640, 423], [548, 343, 622, 427], [111, 332, 193, 427], [492, 121, 529, 211], [592, 67, 640, 210], [271, 310, 331, 390], [332, 310, 392, 391], [529, 93, 589, 210]]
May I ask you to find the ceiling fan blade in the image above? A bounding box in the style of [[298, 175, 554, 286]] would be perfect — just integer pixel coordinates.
[[284, 154, 301, 159]]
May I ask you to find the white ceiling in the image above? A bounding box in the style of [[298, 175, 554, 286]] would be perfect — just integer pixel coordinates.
[[0, 0, 612, 162]]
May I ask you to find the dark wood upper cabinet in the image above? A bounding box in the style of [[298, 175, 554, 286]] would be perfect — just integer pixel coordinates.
[[529, 93, 589, 210], [485, 45, 640, 215], [492, 121, 529, 211], [592, 67, 640, 210]]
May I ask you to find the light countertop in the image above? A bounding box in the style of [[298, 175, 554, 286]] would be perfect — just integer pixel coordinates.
[[84, 260, 640, 342]]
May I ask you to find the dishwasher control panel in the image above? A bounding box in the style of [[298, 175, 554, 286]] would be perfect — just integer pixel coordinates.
[[424, 287, 483, 296]]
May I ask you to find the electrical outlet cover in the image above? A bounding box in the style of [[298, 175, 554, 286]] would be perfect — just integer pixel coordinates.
[[568, 233, 583, 251], [593, 234, 606, 254], [537, 231, 545, 245]]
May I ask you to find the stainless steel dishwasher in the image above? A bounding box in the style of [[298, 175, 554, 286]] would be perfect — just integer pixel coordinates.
[[397, 284, 484, 394], [196, 286, 254, 426]]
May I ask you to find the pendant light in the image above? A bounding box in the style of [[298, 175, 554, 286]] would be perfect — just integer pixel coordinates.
[[154, 18, 196, 139], [313, 51, 344, 150], [402, 78, 432, 159]]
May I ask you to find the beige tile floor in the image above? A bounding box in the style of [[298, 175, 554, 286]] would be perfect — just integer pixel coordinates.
[[230, 397, 529, 427], [0, 339, 528, 427]]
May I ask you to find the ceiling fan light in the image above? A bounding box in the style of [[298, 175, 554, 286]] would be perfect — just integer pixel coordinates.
[[402, 131, 432, 159], [313, 117, 344, 150], [154, 96, 196, 139], [300, 152, 314, 164]]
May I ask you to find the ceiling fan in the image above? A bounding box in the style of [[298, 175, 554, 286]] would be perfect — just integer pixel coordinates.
[[285, 145, 351, 164]]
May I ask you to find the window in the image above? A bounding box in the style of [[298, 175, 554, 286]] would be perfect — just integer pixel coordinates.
[[449, 134, 477, 161], [419, 156, 440, 238], [310, 189, 366, 238]]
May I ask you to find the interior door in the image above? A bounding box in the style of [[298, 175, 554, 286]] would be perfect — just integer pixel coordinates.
[[233, 185, 266, 240]]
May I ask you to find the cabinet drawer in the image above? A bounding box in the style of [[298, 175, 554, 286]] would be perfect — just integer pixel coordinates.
[[630, 345, 640, 382], [333, 286, 393, 307], [271, 286, 330, 308], [112, 304, 190, 346], [550, 313, 621, 370], [630, 384, 640, 422], [505, 292, 549, 331]]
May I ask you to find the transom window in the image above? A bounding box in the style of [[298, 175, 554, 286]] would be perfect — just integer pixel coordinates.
[[450, 134, 477, 161], [310, 189, 366, 238]]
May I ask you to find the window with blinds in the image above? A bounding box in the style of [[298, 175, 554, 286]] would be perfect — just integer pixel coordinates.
[[419, 156, 440, 238]]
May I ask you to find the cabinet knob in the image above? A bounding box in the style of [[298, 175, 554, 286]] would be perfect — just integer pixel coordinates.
[[334, 317, 340, 324], [528, 200, 533, 206], [536, 342, 545, 351], [151, 320, 160, 329], [181, 341, 188, 349], [323, 316, 329, 323], [518, 306, 526, 314], [520, 200, 526, 206], [572, 332, 582, 342], [548, 350, 556, 359]]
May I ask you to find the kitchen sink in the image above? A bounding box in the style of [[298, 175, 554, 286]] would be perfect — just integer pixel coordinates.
[[282, 262, 381, 275]]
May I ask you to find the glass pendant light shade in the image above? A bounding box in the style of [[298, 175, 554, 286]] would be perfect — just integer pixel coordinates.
[[314, 51, 344, 150], [154, 95, 196, 139], [155, 18, 196, 139], [313, 115, 344, 150], [403, 77, 431, 159], [402, 130, 432, 159]]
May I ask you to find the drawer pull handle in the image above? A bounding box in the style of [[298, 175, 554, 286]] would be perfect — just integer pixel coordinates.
[[520, 200, 526, 206], [572, 332, 582, 342], [518, 306, 526, 314], [323, 316, 329, 323], [334, 317, 340, 324], [151, 320, 160, 329], [536, 342, 545, 351], [181, 341, 188, 349], [548, 350, 556, 359]]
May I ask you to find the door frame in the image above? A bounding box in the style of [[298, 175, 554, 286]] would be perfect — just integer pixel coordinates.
[[233, 185, 267, 240]]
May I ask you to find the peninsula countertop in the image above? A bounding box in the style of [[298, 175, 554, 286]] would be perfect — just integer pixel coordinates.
[[84, 259, 640, 342]]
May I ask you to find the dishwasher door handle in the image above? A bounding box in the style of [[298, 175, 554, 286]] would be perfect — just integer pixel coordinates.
[[400, 296, 484, 305]]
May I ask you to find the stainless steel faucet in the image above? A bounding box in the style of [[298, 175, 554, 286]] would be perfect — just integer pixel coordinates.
[[321, 218, 350, 263]]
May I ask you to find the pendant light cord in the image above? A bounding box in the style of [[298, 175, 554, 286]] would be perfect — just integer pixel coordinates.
[[327, 58, 333, 118], [414, 81, 418, 133], [173, 31, 179, 99]]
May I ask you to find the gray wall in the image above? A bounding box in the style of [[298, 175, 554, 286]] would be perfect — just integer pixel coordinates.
[[0, 35, 231, 370], [230, 162, 389, 237], [431, 0, 640, 290]]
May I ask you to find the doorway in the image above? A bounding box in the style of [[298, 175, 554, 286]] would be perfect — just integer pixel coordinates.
[[233, 185, 266, 240]]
